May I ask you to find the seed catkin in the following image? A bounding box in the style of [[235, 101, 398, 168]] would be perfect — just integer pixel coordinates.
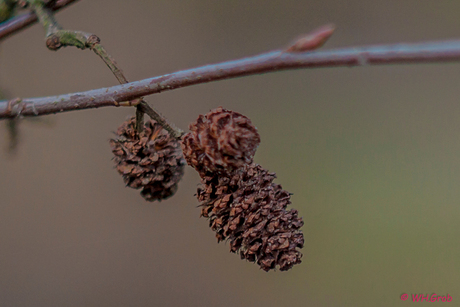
[[110, 117, 185, 201]]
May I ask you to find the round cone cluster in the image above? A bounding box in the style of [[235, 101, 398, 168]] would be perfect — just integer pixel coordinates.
[[182, 107, 260, 175], [182, 107, 304, 271], [110, 117, 185, 201]]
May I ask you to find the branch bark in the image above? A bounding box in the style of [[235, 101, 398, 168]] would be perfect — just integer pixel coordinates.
[[0, 0, 79, 40], [1, 38, 460, 119]]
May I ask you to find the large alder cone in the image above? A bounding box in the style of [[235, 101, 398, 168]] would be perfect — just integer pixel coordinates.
[[181, 106, 260, 175], [110, 117, 185, 201], [198, 164, 304, 271], [182, 107, 304, 271]]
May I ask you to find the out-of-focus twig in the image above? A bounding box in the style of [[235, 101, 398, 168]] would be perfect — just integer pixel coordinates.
[[0, 88, 18, 154], [0, 0, 79, 41], [0, 0, 16, 23], [5, 118, 18, 154]]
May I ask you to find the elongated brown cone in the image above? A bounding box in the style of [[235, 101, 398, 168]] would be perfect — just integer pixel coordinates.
[[182, 107, 304, 271], [181, 107, 260, 175], [110, 117, 185, 201], [197, 164, 304, 272]]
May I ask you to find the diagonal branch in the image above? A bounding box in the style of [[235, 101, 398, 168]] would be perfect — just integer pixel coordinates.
[[1, 38, 460, 119], [0, 0, 79, 41]]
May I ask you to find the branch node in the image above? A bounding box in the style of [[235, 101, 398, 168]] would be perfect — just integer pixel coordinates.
[[6, 98, 25, 117], [45, 30, 92, 50], [45, 33, 61, 50], [86, 34, 100, 48]]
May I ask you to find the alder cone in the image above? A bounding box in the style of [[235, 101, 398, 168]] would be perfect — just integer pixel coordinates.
[[198, 164, 304, 272], [110, 117, 185, 201], [181, 107, 260, 175]]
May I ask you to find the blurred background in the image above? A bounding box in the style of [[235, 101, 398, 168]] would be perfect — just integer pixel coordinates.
[[1, 0, 460, 306]]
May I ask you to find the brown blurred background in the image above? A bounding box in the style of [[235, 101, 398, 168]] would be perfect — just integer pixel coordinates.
[[1, 1, 460, 306]]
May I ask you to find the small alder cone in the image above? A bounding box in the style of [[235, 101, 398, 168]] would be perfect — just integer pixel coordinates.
[[110, 117, 185, 201], [181, 107, 260, 175], [198, 164, 304, 272]]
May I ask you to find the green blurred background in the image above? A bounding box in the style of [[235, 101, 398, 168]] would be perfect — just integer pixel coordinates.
[[1, 1, 459, 306]]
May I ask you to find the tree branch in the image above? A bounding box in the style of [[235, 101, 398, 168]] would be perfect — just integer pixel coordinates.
[[0, 0, 79, 41], [1, 38, 460, 119], [21, 1, 184, 138]]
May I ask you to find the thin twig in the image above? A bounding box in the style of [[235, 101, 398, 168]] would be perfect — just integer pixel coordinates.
[[90, 37, 183, 137], [1, 38, 460, 120], [137, 102, 183, 139], [29, 0, 62, 36], [135, 106, 144, 134], [24, 1, 183, 137], [91, 43, 128, 84], [5, 118, 18, 154], [0, 0, 79, 40]]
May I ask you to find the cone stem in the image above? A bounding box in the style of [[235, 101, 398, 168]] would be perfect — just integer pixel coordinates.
[[26, 0, 183, 138]]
